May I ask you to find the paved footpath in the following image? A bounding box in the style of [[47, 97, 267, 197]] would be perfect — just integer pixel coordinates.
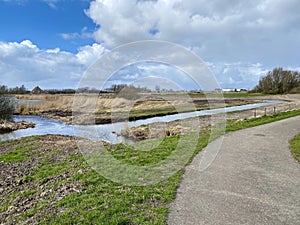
[[168, 116, 300, 225]]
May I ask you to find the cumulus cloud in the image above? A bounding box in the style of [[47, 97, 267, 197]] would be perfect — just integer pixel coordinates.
[[103, 62, 201, 91], [86, 0, 300, 50], [84, 0, 300, 88], [1, 0, 299, 90], [209, 62, 269, 89], [0, 40, 107, 89]]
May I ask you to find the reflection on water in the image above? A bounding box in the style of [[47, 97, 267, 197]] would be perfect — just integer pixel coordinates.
[[0, 101, 282, 143]]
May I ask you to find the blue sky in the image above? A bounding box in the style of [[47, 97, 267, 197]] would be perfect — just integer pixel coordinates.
[[0, 0, 95, 52], [0, 0, 299, 90]]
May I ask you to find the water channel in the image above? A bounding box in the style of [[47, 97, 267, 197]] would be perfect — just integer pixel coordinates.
[[0, 100, 282, 143]]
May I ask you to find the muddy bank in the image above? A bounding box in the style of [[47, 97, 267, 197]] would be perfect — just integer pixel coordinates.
[[38, 110, 73, 124], [0, 120, 35, 133]]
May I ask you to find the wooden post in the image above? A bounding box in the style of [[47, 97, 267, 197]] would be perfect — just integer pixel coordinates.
[[265, 108, 267, 116], [273, 107, 276, 115], [254, 109, 257, 118]]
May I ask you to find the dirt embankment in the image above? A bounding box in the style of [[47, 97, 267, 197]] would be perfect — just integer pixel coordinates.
[[0, 120, 35, 133]]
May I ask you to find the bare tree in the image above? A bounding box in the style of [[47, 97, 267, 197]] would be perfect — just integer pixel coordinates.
[[254, 68, 300, 94]]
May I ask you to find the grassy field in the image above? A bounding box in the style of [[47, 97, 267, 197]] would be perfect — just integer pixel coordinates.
[[290, 133, 300, 162], [0, 135, 192, 224], [1, 109, 300, 224]]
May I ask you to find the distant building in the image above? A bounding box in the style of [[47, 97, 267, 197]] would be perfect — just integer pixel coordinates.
[[222, 88, 235, 92], [214, 88, 248, 93], [31, 86, 43, 94], [222, 88, 248, 92], [214, 88, 222, 93]]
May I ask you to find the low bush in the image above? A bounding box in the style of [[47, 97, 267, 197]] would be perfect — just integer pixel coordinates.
[[0, 95, 15, 121]]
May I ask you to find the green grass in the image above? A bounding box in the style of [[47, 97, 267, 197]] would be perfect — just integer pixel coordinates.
[[46, 171, 182, 225], [290, 133, 300, 162], [226, 109, 300, 132], [0, 145, 31, 162], [0, 147, 27, 162], [40, 132, 206, 224], [188, 92, 270, 98], [108, 135, 181, 166], [1, 109, 300, 224], [159, 92, 269, 98], [0, 191, 18, 213], [0, 138, 41, 162]]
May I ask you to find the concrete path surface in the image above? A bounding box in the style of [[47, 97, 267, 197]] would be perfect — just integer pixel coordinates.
[[168, 116, 300, 225]]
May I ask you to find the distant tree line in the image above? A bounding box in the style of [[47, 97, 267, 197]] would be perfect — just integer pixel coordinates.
[[253, 68, 300, 94], [105, 84, 151, 93], [104, 84, 151, 100], [0, 85, 27, 94], [0, 85, 78, 95], [44, 88, 76, 94]]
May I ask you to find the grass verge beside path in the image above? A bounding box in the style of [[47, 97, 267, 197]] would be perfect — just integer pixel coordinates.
[[1, 109, 300, 224], [290, 134, 300, 162], [226, 109, 300, 132]]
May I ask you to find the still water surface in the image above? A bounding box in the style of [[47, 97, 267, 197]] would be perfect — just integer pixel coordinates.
[[0, 100, 282, 143]]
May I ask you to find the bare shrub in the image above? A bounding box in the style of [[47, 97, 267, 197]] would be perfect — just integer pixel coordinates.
[[0, 96, 15, 121], [116, 86, 140, 100]]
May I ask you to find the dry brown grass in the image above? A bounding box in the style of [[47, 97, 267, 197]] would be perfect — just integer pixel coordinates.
[[16, 94, 193, 114], [16, 95, 133, 124], [16, 94, 74, 113]]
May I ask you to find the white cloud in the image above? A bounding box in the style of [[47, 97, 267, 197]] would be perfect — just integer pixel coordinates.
[[60, 27, 94, 40], [1, 0, 27, 4], [2, 0, 60, 8], [209, 62, 270, 89], [83, 0, 300, 89], [2, 0, 300, 90], [20, 40, 37, 48], [0, 40, 107, 89], [42, 0, 60, 9], [105, 62, 201, 90], [0, 39, 296, 91], [76, 43, 108, 65], [86, 0, 300, 63]]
